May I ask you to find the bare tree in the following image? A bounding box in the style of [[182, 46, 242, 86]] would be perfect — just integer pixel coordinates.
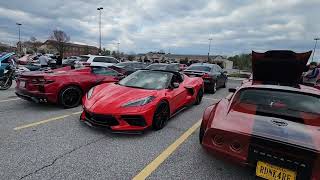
[[30, 36, 42, 53], [49, 29, 70, 58]]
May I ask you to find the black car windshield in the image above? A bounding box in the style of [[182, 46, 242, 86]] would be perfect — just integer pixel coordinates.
[[234, 89, 320, 115], [119, 70, 172, 90], [186, 66, 211, 72]]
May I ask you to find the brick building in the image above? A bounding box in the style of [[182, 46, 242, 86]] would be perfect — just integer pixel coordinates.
[[40, 40, 99, 57]]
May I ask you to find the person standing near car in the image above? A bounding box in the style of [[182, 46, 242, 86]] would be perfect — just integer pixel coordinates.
[[39, 53, 49, 68], [304, 62, 319, 86]]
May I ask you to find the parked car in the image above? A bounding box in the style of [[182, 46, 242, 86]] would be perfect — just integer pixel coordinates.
[[15, 66, 124, 108], [200, 50, 320, 180], [146, 63, 179, 71], [183, 63, 227, 93], [77, 55, 119, 67], [80, 69, 204, 131], [113, 61, 148, 75]]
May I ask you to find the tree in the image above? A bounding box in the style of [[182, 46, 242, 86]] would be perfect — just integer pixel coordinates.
[[101, 48, 111, 56], [228, 54, 251, 71], [49, 29, 70, 58], [111, 51, 117, 58], [143, 56, 149, 62], [138, 56, 142, 62], [29, 36, 42, 53], [128, 55, 135, 61]]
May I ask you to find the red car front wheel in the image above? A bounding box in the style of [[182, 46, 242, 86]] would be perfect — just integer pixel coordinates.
[[152, 101, 170, 130]]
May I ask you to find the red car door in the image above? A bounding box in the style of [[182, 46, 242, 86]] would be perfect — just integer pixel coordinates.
[[166, 76, 188, 113]]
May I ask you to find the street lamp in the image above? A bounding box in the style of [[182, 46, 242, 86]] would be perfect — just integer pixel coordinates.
[[97, 7, 103, 54], [117, 42, 120, 55], [311, 37, 320, 62], [208, 38, 213, 62], [16, 23, 22, 54]]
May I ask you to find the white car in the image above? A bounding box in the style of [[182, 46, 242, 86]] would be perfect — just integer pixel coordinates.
[[78, 55, 119, 67]]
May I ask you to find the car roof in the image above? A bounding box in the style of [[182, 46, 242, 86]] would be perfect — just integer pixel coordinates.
[[240, 81, 320, 96]]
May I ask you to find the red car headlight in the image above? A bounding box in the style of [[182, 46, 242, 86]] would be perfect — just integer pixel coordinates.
[[122, 96, 155, 107], [87, 87, 95, 99]]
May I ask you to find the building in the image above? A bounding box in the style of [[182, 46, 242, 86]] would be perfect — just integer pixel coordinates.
[[40, 40, 99, 57], [135, 52, 233, 69], [0, 42, 16, 53]]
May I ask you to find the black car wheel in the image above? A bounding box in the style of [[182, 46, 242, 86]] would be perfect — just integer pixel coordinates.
[[59, 86, 82, 108], [209, 81, 217, 94], [199, 122, 205, 144], [152, 101, 170, 130], [222, 79, 227, 88], [195, 88, 203, 105]]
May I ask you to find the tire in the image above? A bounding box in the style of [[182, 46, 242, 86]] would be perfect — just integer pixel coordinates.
[[152, 101, 170, 130], [195, 88, 203, 105], [0, 79, 12, 90], [199, 122, 205, 144], [222, 79, 227, 88], [209, 81, 217, 94], [59, 86, 82, 108]]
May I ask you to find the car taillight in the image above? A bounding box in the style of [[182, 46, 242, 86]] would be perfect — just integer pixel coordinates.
[[212, 135, 224, 146], [31, 79, 54, 84], [230, 141, 242, 152], [202, 73, 211, 79]]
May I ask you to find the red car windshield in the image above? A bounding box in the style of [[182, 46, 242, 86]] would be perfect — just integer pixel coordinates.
[[232, 89, 320, 124], [119, 70, 172, 90]]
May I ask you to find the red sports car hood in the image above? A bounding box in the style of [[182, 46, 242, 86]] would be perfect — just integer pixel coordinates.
[[215, 110, 320, 152], [85, 83, 159, 113], [252, 50, 312, 84]]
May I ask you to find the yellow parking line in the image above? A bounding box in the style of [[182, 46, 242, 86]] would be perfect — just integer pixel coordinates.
[[0, 98, 20, 103], [132, 120, 201, 180], [14, 111, 82, 131]]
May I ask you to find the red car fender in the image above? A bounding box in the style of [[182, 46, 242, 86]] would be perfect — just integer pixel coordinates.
[[201, 104, 217, 130]]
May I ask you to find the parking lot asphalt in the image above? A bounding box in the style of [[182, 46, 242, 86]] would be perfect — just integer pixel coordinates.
[[0, 80, 254, 180]]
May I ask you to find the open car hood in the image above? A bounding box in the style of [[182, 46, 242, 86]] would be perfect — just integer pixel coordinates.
[[252, 50, 312, 84]]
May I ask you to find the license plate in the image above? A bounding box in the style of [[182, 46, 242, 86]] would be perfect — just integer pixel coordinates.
[[256, 161, 296, 180], [20, 81, 26, 88], [189, 75, 196, 77]]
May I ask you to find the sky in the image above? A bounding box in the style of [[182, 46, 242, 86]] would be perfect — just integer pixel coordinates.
[[0, 0, 319, 60]]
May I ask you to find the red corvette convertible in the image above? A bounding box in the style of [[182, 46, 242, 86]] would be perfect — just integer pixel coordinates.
[[80, 70, 204, 131], [15, 66, 124, 108], [200, 50, 320, 180]]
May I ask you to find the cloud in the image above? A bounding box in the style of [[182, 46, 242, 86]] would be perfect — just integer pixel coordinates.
[[0, 0, 319, 60]]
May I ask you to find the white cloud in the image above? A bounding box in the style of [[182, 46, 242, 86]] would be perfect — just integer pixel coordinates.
[[0, 0, 319, 59]]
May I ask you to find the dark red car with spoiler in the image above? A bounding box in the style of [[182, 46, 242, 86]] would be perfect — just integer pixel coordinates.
[[15, 66, 124, 108], [200, 50, 320, 180]]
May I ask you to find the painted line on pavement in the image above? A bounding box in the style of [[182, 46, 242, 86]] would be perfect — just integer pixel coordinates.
[[133, 120, 202, 180], [203, 97, 220, 101], [14, 111, 82, 131], [0, 98, 20, 103]]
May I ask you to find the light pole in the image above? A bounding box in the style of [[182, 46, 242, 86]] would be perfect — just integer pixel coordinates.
[[16, 23, 22, 54], [312, 37, 320, 62], [208, 38, 213, 62], [97, 7, 103, 54], [117, 42, 120, 58]]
